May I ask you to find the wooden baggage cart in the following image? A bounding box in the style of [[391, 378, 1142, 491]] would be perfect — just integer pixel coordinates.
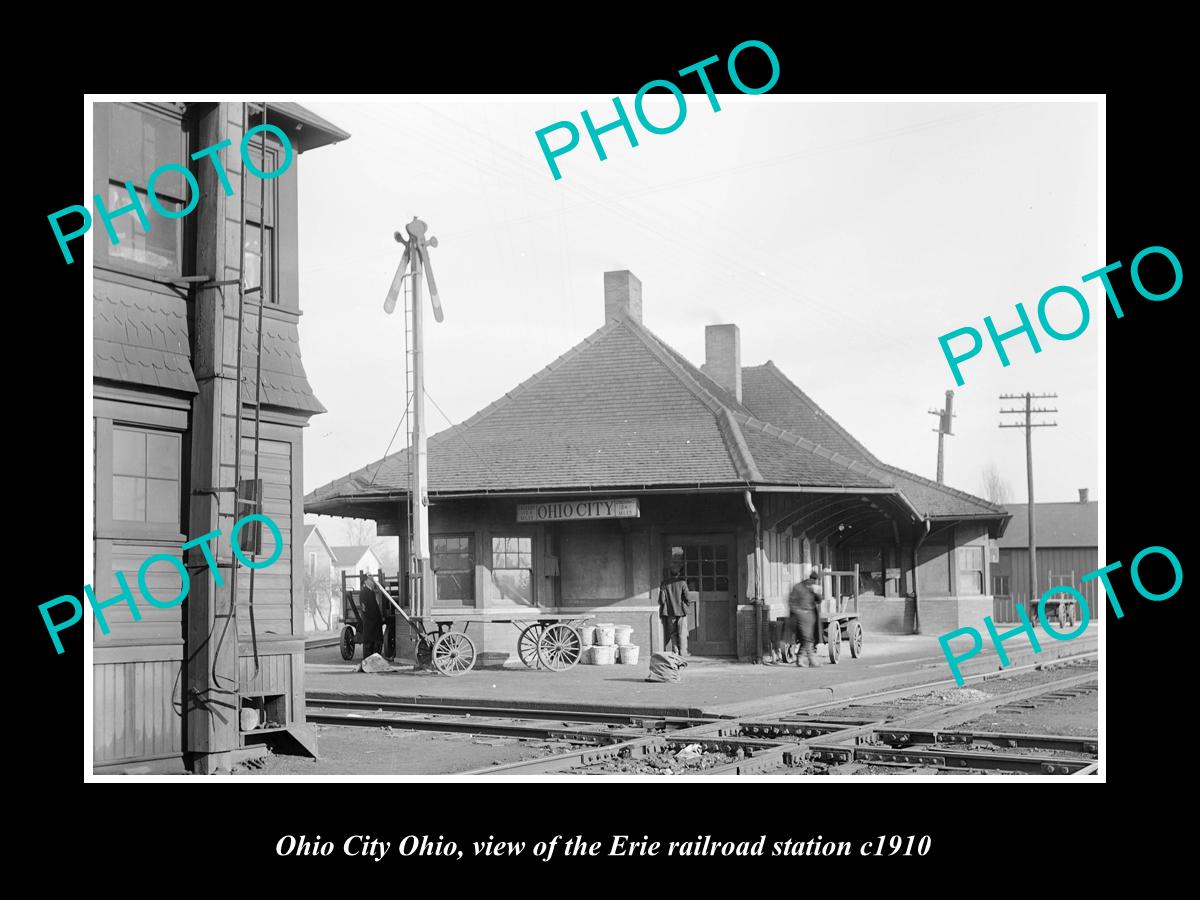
[[784, 564, 864, 664], [338, 570, 401, 661], [355, 574, 592, 676]]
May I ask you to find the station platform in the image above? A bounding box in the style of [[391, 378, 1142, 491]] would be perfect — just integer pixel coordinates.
[[304, 625, 1099, 719]]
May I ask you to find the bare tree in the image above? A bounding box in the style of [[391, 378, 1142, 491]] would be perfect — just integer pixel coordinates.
[[344, 517, 376, 548], [371, 538, 400, 573], [304, 570, 336, 630], [980, 462, 1013, 506]]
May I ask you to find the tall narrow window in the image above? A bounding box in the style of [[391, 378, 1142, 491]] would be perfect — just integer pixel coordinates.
[[433, 535, 475, 607], [244, 220, 274, 301], [243, 140, 278, 303], [957, 546, 984, 595], [492, 536, 533, 605]]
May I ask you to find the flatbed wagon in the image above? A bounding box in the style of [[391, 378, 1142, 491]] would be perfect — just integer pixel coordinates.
[[344, 573, 591, 676], [783, 565, 864, 664]]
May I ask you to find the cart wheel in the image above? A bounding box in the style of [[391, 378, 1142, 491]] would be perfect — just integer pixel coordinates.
[[538, 624, 582, 671], [432, 632, 476, 676], [517, 624, 545, 669], [848, 621, 863, 658], [827, 621, 842, 664], [339, 626, 356, 661]]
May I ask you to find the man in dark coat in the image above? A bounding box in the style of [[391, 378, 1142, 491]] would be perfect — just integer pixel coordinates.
[[359, 577, 384, 658], [789, 570, 824, 667], [658, 568, 691, 655]]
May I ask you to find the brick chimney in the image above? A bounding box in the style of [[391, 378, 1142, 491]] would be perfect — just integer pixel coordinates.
[[1079, 488, 1089, 503], [703, 324, 742, 402], [604, 270, 642, 324]]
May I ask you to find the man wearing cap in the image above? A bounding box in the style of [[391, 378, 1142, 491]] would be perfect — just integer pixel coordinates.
[[789, 569, 824, 667]]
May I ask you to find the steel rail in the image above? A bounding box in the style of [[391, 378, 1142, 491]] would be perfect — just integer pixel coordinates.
[[702, 668, 1099, 777], [774, 650, 1097, 717], [304, 694, 718, 729], [305, 707, 645, 744], [304, 654, 1098, 776]]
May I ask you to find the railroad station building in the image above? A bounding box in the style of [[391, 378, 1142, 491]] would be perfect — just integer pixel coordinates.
[[91, 102, 347, 773], [306, 271, 1011, 663]]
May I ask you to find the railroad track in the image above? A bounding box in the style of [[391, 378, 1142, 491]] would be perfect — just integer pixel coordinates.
[[467, 654, 1099, 776], [304, 652, 1098, 777], [304, 694, 715, 744]]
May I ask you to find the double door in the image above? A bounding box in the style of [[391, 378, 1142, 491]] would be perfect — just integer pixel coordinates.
[[665, 535, 736, 656]]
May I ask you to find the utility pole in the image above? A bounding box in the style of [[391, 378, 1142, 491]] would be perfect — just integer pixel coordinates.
[[928, 390, 955, 483], [999, 392, 1058, 623]]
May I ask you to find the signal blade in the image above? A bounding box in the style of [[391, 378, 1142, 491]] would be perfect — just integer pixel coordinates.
[[421, 248, 444, 322], [383, 246, 411, 314]]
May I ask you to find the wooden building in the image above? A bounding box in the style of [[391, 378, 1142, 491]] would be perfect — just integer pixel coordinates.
[[303, 524, 338, 631], [330, 545, 388, 583], [992, 492, 1099, 622], [306, 271, 1011, 662], [91, 102, 347, 774]]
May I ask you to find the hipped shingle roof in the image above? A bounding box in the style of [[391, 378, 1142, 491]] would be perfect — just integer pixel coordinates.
[[306, 317, 899, 510], [306, 316, 1005, 525]]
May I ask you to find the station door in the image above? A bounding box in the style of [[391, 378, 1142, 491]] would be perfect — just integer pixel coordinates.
[[665, 535, 737, 656]]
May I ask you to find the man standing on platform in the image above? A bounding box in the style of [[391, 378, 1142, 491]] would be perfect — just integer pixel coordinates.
[[790, 569, 824, 668], [359, 575, 384, 658], [658, 568, 691, 655]]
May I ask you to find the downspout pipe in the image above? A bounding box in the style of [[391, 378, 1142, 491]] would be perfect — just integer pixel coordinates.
[[912, 517, 931, 634], [744, 490, 763, 664]]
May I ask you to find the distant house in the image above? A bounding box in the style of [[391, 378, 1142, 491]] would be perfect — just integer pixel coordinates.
[[303, 525, 338, 630], [993, 491, 1099, 622], [331, 545, 388, 586]]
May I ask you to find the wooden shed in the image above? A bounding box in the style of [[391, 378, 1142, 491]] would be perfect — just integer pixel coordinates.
[[993, 494, 1099, 622]]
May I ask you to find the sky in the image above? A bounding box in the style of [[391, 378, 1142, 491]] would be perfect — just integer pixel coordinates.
[[294, 98, 1100, 543]]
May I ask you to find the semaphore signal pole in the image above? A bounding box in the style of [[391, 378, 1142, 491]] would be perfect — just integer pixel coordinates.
[[384, 217, 445, 618], [999, 392, 1058, 621]]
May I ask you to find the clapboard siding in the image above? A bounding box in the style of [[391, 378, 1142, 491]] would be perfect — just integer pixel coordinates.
[[94, 541, 186, 642], [994, 546, 1100, 622], [237, 437, 294, 635], [94, 657, 183, 764]]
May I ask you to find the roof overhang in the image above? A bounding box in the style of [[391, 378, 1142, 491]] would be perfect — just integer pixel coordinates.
[[253, 102, 350, 153], [304, 481, 918, 520], [928, 511, 1013, 540]]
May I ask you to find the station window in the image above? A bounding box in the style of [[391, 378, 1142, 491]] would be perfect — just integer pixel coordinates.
[[243, 140, 278, 303], [112, 426, 181, 527], [492, 536, 533, 605], [100, 103, 188, 274], [433, 535, 475, 607], [244, 220, 274, 302], [670, 544, 729, 593], [957, 546, 984, 595]]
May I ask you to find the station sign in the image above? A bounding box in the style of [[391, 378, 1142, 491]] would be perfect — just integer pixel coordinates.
[[517, 498, 640, 523]]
